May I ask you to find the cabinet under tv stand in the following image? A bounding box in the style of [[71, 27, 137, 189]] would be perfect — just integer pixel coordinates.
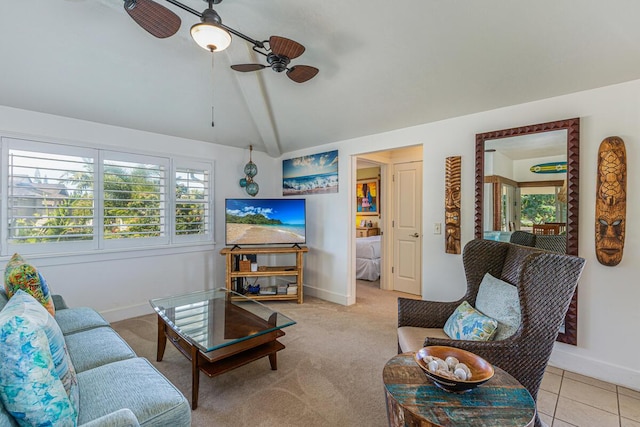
[[220, 246, 308, 304]]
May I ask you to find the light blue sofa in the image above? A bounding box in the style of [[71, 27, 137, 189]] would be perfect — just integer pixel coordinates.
[[0, 290, 191, 427]]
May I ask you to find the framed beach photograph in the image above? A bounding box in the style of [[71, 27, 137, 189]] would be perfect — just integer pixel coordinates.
[[356, 178, 378, 215], [282, 150, 339, 196]]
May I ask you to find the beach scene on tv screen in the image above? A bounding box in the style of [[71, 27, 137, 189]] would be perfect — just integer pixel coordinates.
[[226, 199, 306, 245]]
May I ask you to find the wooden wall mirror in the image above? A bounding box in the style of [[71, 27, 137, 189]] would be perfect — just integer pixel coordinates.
[[475, 118, 580, 345]]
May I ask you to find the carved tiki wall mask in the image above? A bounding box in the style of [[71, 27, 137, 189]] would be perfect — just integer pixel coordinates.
[[445, 156, 462, 254], [595, 136, 627, 266]]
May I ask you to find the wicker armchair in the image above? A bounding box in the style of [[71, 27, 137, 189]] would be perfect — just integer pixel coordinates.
[[397, 239, 585, 427], [510, 230, 567, 253], [509, 230, 537, 247]]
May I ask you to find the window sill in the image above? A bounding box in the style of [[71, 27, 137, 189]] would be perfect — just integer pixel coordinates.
[[0, 241, 218, 268]]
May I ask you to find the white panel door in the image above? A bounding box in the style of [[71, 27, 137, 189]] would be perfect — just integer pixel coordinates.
[[393, 161, 423, 295]]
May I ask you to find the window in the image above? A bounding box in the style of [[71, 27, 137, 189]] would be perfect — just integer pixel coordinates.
[[175, 166, 210, 238], [6, 140, 96, 251], [520, 185, 566, 231], [2, 137, 213, 255], [103, 154, 166, 241]]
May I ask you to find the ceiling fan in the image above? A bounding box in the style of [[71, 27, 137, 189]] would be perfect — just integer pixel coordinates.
[[123, 0, 319, 83]]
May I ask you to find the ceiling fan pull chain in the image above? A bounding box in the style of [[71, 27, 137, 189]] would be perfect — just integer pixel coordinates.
[[211, 54, 215, 127]]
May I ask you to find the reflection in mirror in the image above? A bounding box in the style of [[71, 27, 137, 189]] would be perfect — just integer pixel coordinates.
[[475, 118, 580, 345], [483, 130, 568, 253]]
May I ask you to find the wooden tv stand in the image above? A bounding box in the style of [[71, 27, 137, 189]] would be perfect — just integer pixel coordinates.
[[220, 246, 308, 304]]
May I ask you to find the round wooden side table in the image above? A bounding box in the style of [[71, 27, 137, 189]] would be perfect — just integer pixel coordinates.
[[383, 352, 536, 427]]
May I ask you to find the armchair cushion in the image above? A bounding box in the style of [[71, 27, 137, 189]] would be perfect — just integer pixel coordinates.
[[475, 273, 521, 340], [398, 326, 449, 353], [443, 301, 498, 341]]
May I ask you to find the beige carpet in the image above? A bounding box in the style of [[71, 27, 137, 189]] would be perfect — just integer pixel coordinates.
[[111, 281, 420, 427]]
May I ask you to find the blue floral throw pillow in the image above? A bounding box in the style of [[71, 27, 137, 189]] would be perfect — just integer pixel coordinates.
[[0, 290, 78, 426], [443, 300, 498, 341]]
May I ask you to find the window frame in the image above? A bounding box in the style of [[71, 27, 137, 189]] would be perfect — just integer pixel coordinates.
[[101, 150, 170, 249], [173, 159, 214, 244], [0, 136, 214, 256]]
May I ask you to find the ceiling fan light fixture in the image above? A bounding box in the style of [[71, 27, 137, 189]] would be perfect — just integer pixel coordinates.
[[191, 22, 231, 52]]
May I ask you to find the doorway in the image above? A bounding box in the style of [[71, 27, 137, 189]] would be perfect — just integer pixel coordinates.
[[353, 145, 423, 299]]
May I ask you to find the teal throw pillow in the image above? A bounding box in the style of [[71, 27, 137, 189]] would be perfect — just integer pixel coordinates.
[[443, 300, 498, 341], [475, 273, 521, 340], [0, 290, 78, 426]]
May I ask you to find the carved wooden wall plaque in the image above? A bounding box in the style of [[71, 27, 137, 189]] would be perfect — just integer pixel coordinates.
[[445, 156, 462, 254], [595, 136, 627, 266]]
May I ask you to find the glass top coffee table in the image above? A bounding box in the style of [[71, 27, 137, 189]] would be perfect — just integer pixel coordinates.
[[150, 288, 296, 409]]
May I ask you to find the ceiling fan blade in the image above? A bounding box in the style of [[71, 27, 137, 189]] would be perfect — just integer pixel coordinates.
[[231, 64, 267, 72], [269, 36, 305, 60], [287, 65, 319, 83], [124, 0, 181, 39]]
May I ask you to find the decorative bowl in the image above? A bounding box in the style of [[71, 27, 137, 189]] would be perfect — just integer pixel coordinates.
[[414, 346, 495, 393]]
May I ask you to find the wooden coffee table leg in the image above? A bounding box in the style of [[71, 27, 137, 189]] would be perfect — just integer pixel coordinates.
[[191, 345, 200, 410], [268, 351, 278, 370], [157, 315, 167, 362]]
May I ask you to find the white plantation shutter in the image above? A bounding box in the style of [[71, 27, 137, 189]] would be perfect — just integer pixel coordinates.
[[102, 153, 168, 245], [5, 139, 96, 252], [175, 166, 211, 239]]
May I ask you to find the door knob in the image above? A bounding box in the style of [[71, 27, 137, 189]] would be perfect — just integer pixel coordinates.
[[410, 233, 420, 238]]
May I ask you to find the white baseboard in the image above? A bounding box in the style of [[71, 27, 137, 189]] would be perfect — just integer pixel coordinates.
[[100, 303, 154, 323], [549, 344, 640, 391], [303, 285, 349, 305], [100, 286, 352, 323]]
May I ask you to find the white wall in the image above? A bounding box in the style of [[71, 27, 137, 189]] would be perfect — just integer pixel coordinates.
[[287, 79, 640, 390], [0, 106, 281, 321], [485, 150, 513, 178], [513, 154, 566, 182]]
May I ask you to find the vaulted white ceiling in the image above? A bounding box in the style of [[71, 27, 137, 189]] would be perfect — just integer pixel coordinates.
[[3, 1, 640, 157]]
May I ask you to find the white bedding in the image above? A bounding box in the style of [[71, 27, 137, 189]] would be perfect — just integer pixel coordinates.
[[356, 235, 381, 281]]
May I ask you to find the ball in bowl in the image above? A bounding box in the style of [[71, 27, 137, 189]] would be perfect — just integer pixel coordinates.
[[414, 346, 494, 393]]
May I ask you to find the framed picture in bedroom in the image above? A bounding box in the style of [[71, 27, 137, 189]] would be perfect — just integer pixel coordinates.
[[356, 178, 378, 215]]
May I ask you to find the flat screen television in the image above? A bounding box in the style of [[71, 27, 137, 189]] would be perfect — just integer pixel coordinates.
[[225, 198, 306, 246]]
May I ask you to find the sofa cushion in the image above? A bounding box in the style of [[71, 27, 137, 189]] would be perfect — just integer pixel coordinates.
[[0, 291, 78, 426], [4, 253, 55, 315], [0, 290, 8, 313], [55, 307, 110, 335], [443, 301, 498, 341], [475, 273, 521, 340], [77, 358, 190, 427], [81, 408, 140, 427], [65, 327, 136, 373], [397, 326, 449, 353]]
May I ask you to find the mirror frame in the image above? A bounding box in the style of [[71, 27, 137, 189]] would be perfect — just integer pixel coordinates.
[[475, 117, 580, 345]]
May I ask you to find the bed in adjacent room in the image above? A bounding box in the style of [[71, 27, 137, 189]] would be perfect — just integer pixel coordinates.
[[356, 235, 381, 281]]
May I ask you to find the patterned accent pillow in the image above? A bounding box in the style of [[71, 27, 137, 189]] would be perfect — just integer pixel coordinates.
[[475, 273, 522, 340], [0, 290, 78, 426], [4, 253, 55, 316], [444, 300, 498, 341]]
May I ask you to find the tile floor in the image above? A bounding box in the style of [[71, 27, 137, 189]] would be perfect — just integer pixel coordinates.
[[538, 365, 640, 427]]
